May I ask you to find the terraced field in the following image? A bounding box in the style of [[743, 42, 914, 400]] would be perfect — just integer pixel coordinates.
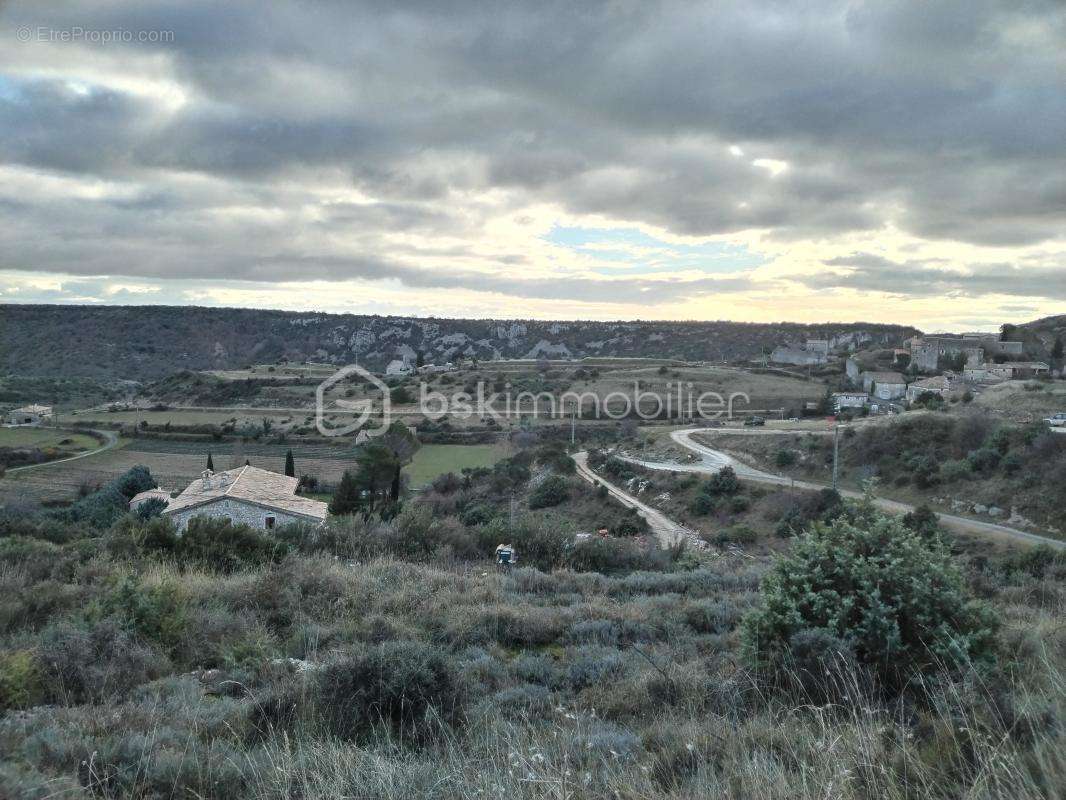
[[0, 438, 509, 506]]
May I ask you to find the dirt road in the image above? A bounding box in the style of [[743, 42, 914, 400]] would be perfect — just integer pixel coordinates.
[[572, 451, 701, 549], [619, 428, 1066, 551], [5, 429, 121, 475]]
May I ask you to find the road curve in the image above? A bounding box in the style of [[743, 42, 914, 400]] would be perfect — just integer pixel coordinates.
[[5, 428, 120, 474], [572, 451, 701, 549], [617, 428, 1066, 551]]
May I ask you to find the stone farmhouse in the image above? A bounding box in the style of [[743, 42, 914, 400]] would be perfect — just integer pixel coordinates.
[[162, 466, 328, 532], [7, 404, 53, 426]]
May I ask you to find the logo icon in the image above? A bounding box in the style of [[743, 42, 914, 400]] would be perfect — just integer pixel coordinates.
[[316, 364, 391, 438]]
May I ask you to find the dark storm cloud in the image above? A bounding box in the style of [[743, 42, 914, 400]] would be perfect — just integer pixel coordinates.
[[804, 253, 1066, 300], [0, 0, 1065, 295]]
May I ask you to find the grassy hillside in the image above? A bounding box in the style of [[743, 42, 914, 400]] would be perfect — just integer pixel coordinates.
[[1, 465, 1064, 798], [0, 304, 918, 381]]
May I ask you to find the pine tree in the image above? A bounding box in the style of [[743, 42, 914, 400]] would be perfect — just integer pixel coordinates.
[[329, 470, 362, 515], [284, 449, 295, 477], [206, 453, 214, 471]]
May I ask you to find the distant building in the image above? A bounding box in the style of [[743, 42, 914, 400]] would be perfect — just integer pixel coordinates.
[[7, 404, 53, 426], [163, 466, 328, 532], [862, 371, 907, 400], [129, 488, 172, 512], [771, 338, 830, 366], [906, 375, 956, 404], [385, 359, 414, 376], [964, 361, 1050, 382], [832, 392, 868, 412], [845, 356, 863, 385], [805, 339, 830, 356], [417, 362, 456, 374], [909, 334, 1026, 372]]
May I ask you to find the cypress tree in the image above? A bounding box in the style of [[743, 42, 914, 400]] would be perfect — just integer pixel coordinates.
[[206, 453, 214, 471], [284, 449, 295, 477]]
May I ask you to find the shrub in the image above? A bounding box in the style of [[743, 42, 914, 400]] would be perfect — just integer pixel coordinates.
[[101, 576, 188, 651], [316, 641, 465, 741], [779, 629, 859, 703], [529, 475, 570, 509], [36, 620, 169, 704], [703, 466, 740, 496], [0, 650, 44, 710], [59, 465, 156, 529], [743, 511, 998, 693], [491, 683, 552, 719], [176, 517, 289, 572], [566, 537, 659, 574], [135, 496, 168, 520], [967, 447, 1001, 474], [432, 472, 461, 494], [488, 518, 572, 571], [939, 459, 972, 483], [687, 494, 717, 516], [712, 524, 757, 547], [460, 503, 495, 526], [727, 495, 751, 514], [774, 449, 797, 467]]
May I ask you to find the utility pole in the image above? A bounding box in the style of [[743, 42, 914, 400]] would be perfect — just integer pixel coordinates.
[[832, 422, 840, 491]]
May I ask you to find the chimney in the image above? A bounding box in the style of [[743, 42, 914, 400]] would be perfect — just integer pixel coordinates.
[[201, 469, 214, 490]]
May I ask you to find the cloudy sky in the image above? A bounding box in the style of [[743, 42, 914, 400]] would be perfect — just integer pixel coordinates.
[[1, 0, 1064, 329]]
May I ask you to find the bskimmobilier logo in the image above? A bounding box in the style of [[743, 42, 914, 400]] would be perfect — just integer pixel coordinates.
[[316, 364, 391, 438], [318, 362, 755, 438]]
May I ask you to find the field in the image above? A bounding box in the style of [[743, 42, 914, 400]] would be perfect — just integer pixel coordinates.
[[0, 427, 99, 451], [102, 360, 828, 427], [0, 436, 510, 506], [405, 443, 509, 488]]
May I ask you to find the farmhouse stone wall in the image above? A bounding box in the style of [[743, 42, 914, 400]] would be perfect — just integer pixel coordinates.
[[169, 498, 316, 532]]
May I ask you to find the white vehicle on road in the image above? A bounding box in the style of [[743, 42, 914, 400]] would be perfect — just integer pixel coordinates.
[[1044, 413, 1066, 427]]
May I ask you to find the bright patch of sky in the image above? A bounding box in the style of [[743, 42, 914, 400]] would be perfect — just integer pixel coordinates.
[[545, 225, 766, 275], [0, 74, 22, 102]]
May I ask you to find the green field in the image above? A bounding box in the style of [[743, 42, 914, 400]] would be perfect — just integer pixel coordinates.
[[405, 443, 508, 488], [0, 427, 99, 451]]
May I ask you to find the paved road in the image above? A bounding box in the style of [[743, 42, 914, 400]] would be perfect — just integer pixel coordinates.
[[5, 428, 120, 474], [572, 451, 701, 549], [619, 428, 1066, 551]]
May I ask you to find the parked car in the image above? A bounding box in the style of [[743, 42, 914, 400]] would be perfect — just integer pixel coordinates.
[[743, 415, 766, 427], [1045, 413, 1066, 427]]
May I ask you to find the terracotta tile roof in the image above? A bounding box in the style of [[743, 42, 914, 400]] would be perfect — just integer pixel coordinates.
[[164, 466, 328, 521]]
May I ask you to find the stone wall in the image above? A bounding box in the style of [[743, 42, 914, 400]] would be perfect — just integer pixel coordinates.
[[169, 498, 316, 532]]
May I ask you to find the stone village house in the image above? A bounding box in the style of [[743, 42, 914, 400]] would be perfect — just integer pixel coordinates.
[[861, 371, 908, 401]]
